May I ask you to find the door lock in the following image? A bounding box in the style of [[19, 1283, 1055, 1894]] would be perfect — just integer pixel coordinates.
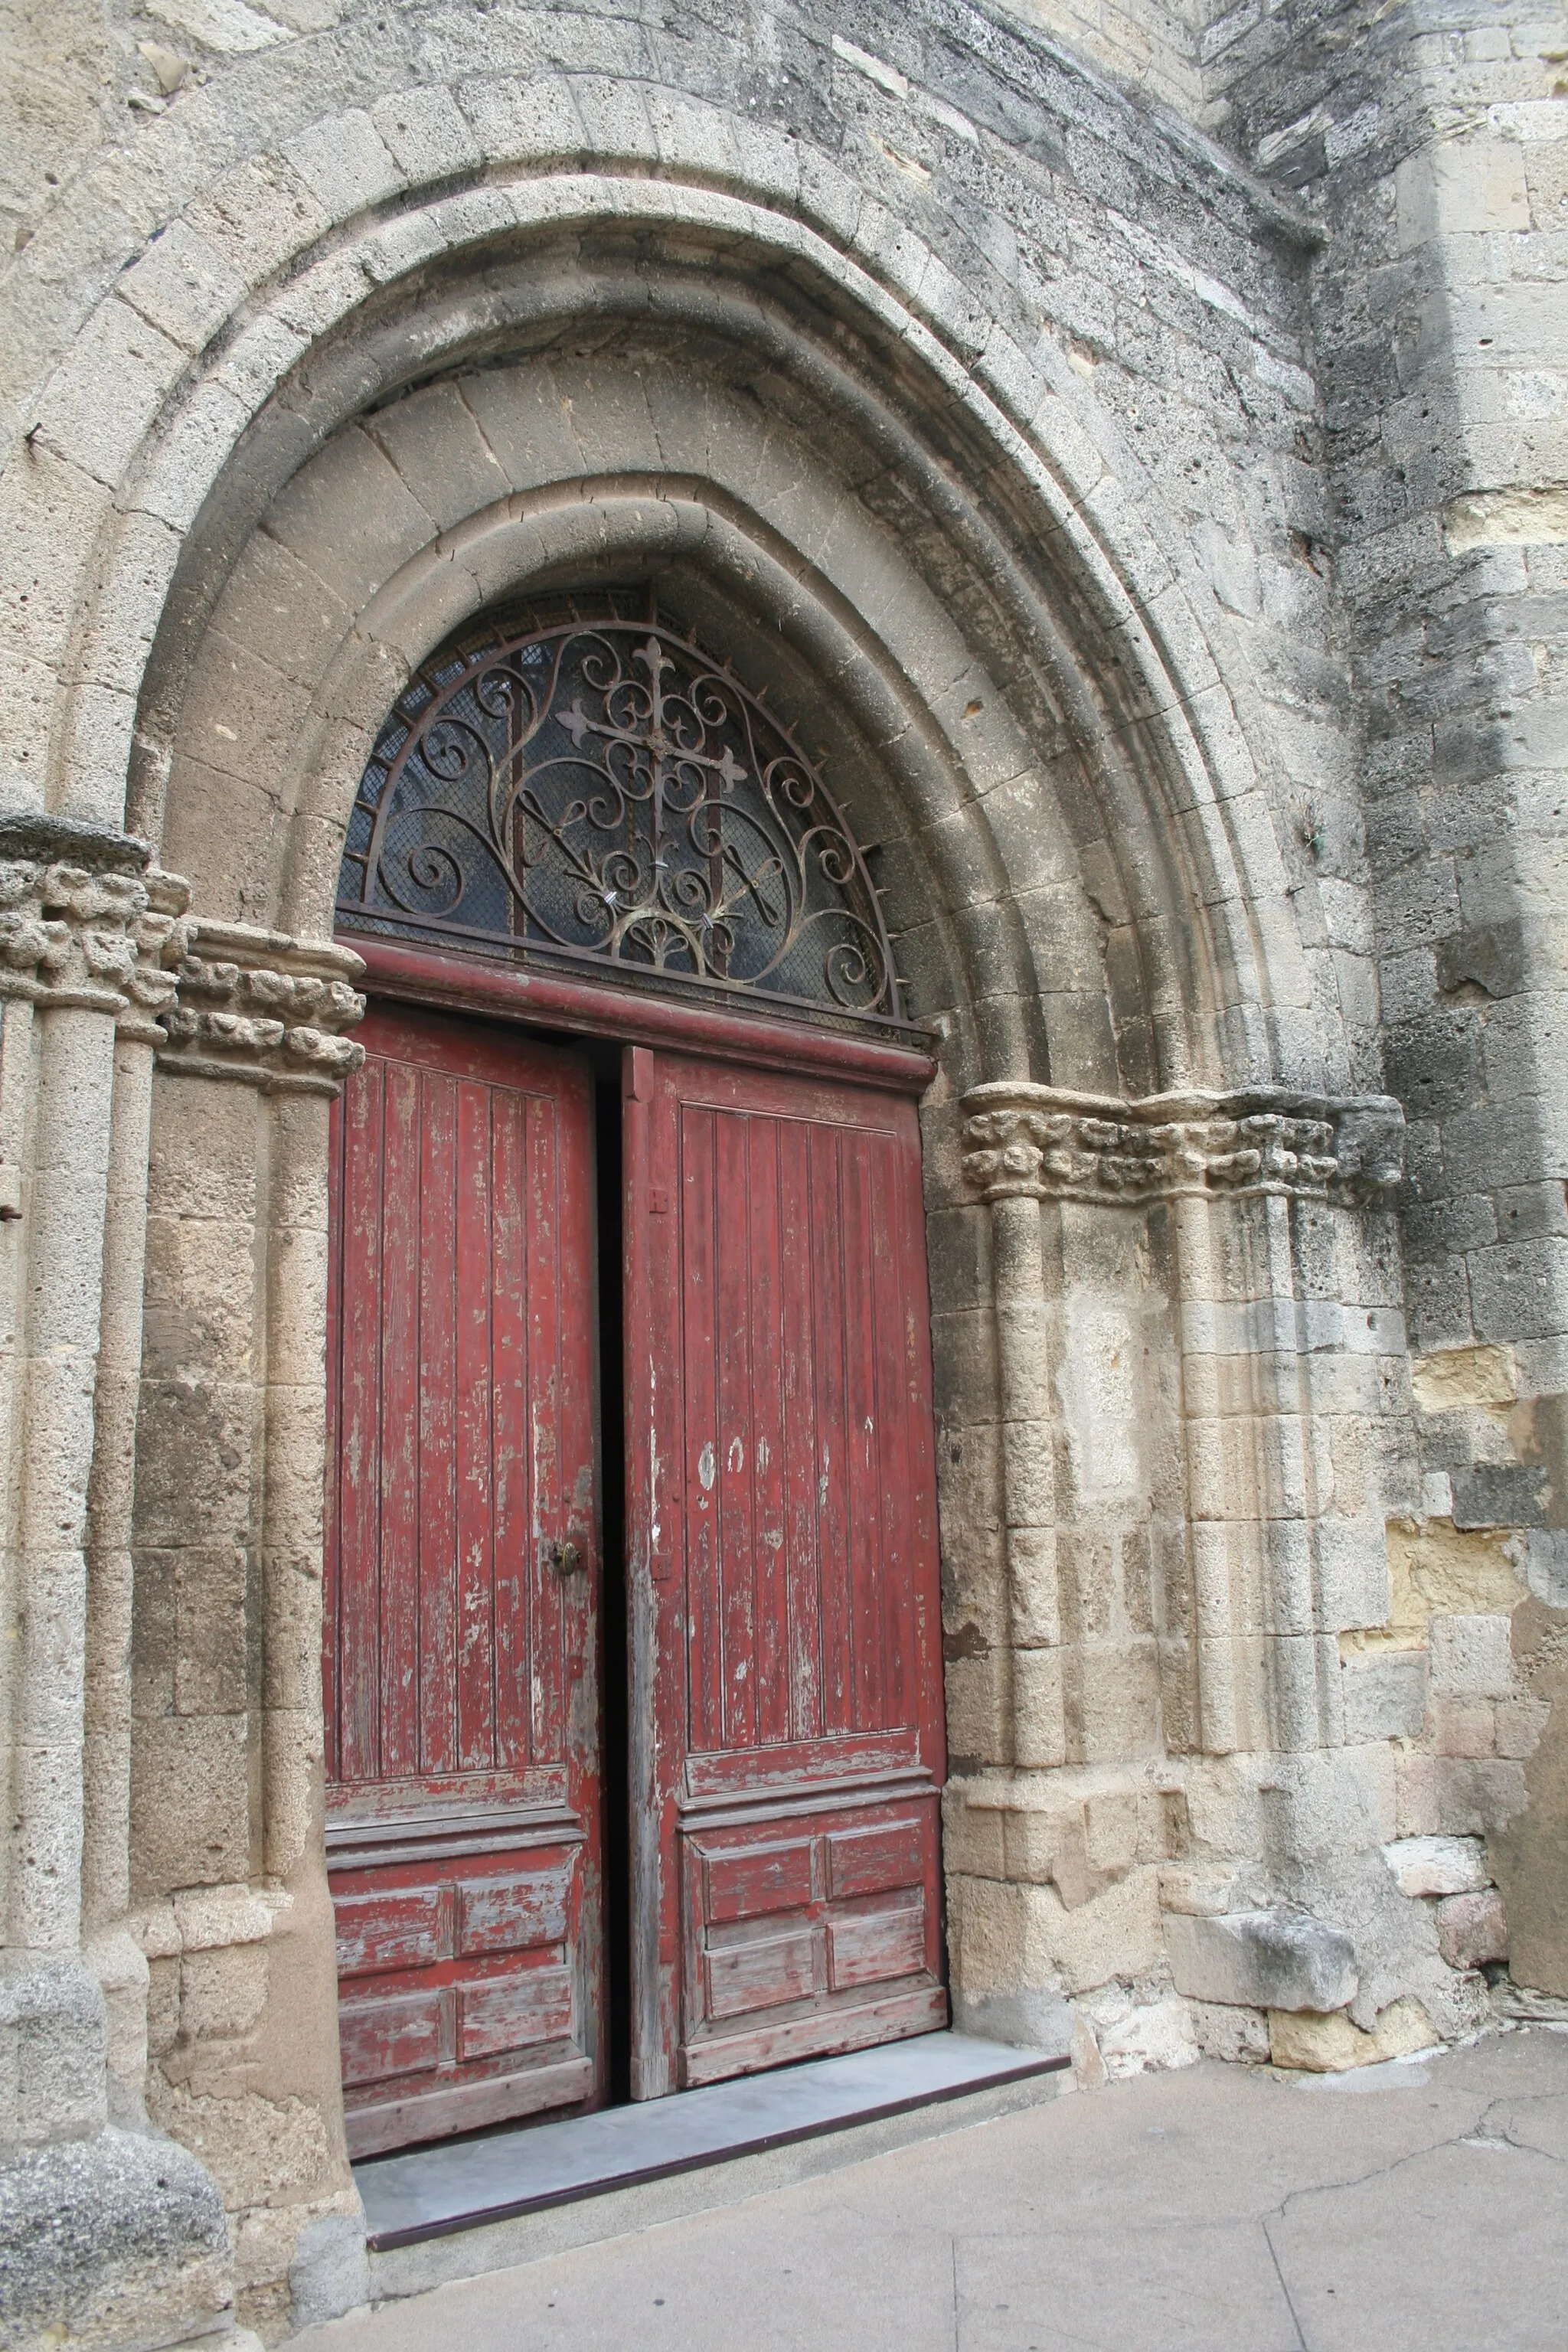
[[549, 1539, 582, 1576]]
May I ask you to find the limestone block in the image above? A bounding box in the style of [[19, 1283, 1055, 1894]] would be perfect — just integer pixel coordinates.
[[0, 2127, 230, 2352], [261, 1552, 324, 1713], [1083, 1789, 1142, 1880], [149, 2079, 335, 2215], [1395, 1753, 1441, 1838], [1165, 1909, 1358, 2014], [117, 220, 247, 358], [1007, 1524, 1060, 1645], [1189, 2000, 1271, 2063], [1269, 1996, 1439, 2073], [456, 74, 583, 165], [1382, 1833, 1492, 1897], [1434, 1697, 1498, 1756], [185, 152, 332, 292], [1410, 1342, 1517, 1411], [943, 1650, 1008, 1767], [1076, 1639, 1161, 1759], [1258, 1744, 1399, 1860], [132, 1713, 253, 1895], [1089, 1992, 1199, 2079], [1157, 1865, 1242, 1917], [283, 112, 403, 220], [1495, 1694, 1551, 1759], [1341, 1648, 1428, 1741], [1436, 1889, 1508, 1970], [136, 383, 253, 538], [181, 1945, 270, 2044], [1013, 1646, 1067, 1768], [86, 1929, 152, 2128], [132, 1376, 255, 1550], [946, 1871, 1027, 2001], [1429, 1612, 1516, 1700], [31, 298, 185, 491], [261, 426, 434, 620], [949, 1984, 1074, 2058], [940, 1792, 1005, 1879], [289, 2208, 370, 2330], [1434, 1756, 1527, 1837], [1026, 1867, 1162, 1995], [361, 382, 508, 537], [0, 1951, 108, 2144], [369, 86, 482, 183]]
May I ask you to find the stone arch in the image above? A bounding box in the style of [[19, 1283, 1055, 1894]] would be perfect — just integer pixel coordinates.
[[0, 100, 1341, 1096], [114, 148, 1376, 1910], [79, 99, 1410, 2321], [113, 195, 1331, 1100]]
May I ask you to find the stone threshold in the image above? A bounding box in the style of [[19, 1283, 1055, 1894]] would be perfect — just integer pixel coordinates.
[[355, 2030, 1065, 2253]]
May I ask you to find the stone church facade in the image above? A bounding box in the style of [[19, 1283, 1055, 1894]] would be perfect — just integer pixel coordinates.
[[1, 0, 1565, 2341]]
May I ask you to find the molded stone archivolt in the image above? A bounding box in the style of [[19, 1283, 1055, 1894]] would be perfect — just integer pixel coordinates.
[[960, 1083, 1406, 1207], [155, 922, 367, 1095]]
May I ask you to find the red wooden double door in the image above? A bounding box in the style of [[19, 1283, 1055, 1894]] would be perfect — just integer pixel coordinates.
[[323, 997, 946, 2155]]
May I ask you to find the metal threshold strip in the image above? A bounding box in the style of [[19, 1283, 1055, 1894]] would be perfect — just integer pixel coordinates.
[[355, 2032, 1066, 2250]]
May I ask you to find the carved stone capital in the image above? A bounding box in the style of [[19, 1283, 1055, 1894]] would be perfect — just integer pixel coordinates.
[[0, 818, 196, 1031], [119, 869, 196, 1044], [155, 923, 368, 1095], [959, 1082, 1405, 1208]]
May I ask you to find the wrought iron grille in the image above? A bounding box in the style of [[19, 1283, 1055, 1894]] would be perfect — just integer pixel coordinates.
[[336, 619, 902, 1024]]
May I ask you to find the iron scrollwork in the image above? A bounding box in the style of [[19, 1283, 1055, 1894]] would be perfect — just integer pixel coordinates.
[[337, 620, 901, 1024]]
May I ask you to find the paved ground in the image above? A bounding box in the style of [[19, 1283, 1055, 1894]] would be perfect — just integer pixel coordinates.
[[298, 2025, 1568, 2351]]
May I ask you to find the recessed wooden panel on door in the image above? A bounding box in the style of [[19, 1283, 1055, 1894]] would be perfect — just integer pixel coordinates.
[[324, 1003, 603, 2157], [625, 1048, 946, 2096]]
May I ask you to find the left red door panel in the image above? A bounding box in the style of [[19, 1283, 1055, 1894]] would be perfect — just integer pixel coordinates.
[[324, 1002, 603, 2158]]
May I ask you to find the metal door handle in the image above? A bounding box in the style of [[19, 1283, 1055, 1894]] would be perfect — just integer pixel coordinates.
[[549, 1540, 581, 1576]]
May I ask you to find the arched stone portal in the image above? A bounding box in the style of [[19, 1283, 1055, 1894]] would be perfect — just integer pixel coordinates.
[[5, 16, 1553, 2334], [100, 199, 1419, 2326]]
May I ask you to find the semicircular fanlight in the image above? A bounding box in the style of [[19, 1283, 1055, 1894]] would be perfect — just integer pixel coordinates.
[[335, 615, 903, 1027]]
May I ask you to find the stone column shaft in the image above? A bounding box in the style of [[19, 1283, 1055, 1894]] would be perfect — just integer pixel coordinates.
[[991, 1191, 1060, 1769], [962, 1078, 1406, 1772], [11, 1003, 118, 1950]]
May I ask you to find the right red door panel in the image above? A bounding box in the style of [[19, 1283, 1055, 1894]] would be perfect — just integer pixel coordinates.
[[625, 1049, 946, 2095]]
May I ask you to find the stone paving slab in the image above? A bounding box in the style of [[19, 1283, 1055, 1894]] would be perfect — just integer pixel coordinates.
[[296, 2026, 1568, 2351], [355, 2033, 1063, 2247]]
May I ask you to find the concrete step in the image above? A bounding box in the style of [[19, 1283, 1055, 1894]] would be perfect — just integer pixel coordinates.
[[359, 2030, 1067, 2301]]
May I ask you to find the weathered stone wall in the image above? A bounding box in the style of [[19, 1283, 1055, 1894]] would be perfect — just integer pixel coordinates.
[[1212, 0, 1568, 2005], [0, 0, 1563, 2342]]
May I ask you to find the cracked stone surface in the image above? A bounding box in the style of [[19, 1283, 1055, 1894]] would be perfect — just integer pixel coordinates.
[[295, 2026, 1568, 2350]]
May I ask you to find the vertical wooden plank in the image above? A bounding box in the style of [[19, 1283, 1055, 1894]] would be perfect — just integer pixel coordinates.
[[747, 1119, 789, 1749], [839, 1129, 885, 1733], [680, 1104, 721, 1757], [455, 1078, 496, 1770], [714, 1110, 756, 1753], [379, 1061, 422, 1778], [338, 1057, 384, 1783], [776, 1116, 822, 1743], [525, 1093, 564, 1765], [491, 1086, 530, 1769], [550, 1073, 596, 1784], [418, 1070, 458, 1776], [808, 1122, 853, 1736]]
